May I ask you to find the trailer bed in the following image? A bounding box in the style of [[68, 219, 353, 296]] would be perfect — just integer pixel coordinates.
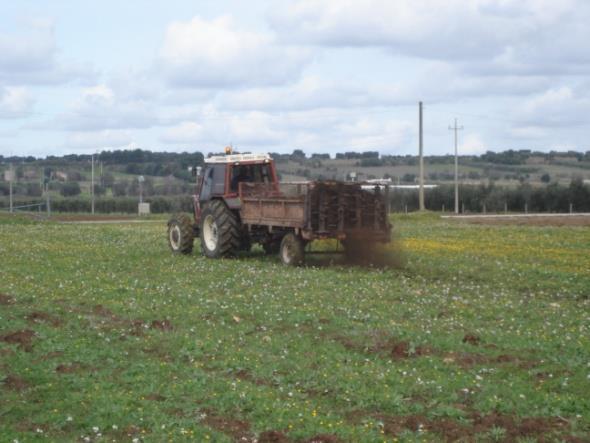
[[239, 181, 390, 241]]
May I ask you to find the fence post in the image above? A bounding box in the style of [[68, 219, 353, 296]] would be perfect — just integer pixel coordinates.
[[46, 192, 51, 217], [442, 204, 445, 213], [483, 203, 486, 214], [462, 202, 465, 214], [570, 203, 573, 214], [525, 203, 528, 214], [504, 202, 507, 214], [404, 204, 408, 214]]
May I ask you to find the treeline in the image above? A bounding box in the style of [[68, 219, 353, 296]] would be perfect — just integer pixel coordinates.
[[389, 179, 590, 213], [3, 148, 590, 171]]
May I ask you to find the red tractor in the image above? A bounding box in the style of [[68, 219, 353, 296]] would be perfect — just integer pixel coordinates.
[[167, 151, 391, 265]]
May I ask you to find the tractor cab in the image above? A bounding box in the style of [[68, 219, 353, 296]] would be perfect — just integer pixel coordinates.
[[193, 151, 279, 224]]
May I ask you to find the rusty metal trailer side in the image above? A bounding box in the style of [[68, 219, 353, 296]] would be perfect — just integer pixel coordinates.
[[238, 182, 391, 242]]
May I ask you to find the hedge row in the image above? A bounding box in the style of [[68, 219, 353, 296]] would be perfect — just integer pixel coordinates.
[[0, 196, 194, 214], [388, 180, 590, 213]]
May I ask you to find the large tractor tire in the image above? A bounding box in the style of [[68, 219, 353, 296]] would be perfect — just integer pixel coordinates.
[[167, 213, 194, 254], [200, 200, 240, 258], [279, 233, 305, 266]]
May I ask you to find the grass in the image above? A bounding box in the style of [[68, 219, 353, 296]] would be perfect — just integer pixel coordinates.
[[0, 214, 589, 442]]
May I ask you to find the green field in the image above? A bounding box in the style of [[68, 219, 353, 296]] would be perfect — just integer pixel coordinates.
[[1, 215, 589, 442]]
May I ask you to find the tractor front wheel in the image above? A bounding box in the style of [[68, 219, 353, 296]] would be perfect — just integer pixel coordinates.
[[200, 200, 240, 258], [279, 233, 305, 266], [167, 213, 194, 254]]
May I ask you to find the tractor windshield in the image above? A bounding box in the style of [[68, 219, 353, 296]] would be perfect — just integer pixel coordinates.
[[231, 163, 272, 192]]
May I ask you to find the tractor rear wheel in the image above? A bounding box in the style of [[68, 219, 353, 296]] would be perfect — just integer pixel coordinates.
[[167, 213, 194, 254], [200, 200, 240, 258], [279, 233, 304, 266]]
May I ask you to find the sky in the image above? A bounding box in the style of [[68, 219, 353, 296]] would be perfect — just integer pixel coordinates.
[[1, 0, 589, 158]]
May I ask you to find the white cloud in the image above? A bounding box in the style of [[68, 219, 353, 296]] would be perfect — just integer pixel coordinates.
[[459, 133, 487, 155], [268, 0, 589, 75], [0, 86, 35, 118], [160, 121, 203, 145], [218, 75, 409, 111], [517, 86, 590, 127], [54, 84, 159, 131], [159, 16, 310, 88], [0, 19, 97, 86]]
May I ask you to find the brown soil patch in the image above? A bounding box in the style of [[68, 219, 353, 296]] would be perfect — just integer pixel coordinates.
[[462, 334, 480, 346], [201, 408, 253, 441], [2, 374, 29, 391], [93, 304, 116, 318], [55, 362, 88, 374], [456, 215, 590, 227], [303, 435, 343, 443], [0, 293, 15, 305], [150, 319, 173, 331], [234, 368, 269, 386], [145, 393, 166, 401], [0, 348, 15, 357], [26, 311, 62, 327], [1, 329, 36, 351], [443, 351, 536, 369], [372, 412, 570, 441], [333, 333, 431, 360], [258, 430, 291, 443]]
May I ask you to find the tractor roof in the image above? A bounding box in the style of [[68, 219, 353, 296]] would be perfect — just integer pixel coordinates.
[[205, 153, 272, 164]]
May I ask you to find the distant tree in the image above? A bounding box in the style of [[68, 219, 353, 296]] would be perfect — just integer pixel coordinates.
[[540, 173, 551, 183], [102, 172, 115, 188], [60, 182, 81, 197], [112, 180, 128, 197], [93, 184, 106, 196], [402, 173, 416, 183], [291, 149, 306, 160], [26, 183, 43, 197]]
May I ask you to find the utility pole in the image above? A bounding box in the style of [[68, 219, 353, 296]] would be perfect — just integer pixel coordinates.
[[418, 101, 425, 211], [91, 154, 95, 214], [8, 163, 14, 213], [449, 118, 463, 214]]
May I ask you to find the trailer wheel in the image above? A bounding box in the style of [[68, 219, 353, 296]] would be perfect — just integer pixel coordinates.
[[167, 213, 194, 254], [200, 200, 240, 258], [279, 233, 304, 266]]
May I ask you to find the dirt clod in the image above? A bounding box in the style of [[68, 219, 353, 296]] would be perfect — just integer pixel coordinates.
[[2, 374, 29, 391], [1, 329, 36, 351], [150, 320, 173, 331], [303, 434, 342, 443], [55, 362, 86, 374], [201, 409, 252, 441], [258, 430, 290, 443], [462, 334, 480, 346], [26, 311, 62, 327], [0, 293, 15, 305]]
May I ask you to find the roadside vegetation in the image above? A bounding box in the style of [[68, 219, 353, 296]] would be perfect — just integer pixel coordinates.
[[1, 214, 589, 441]]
